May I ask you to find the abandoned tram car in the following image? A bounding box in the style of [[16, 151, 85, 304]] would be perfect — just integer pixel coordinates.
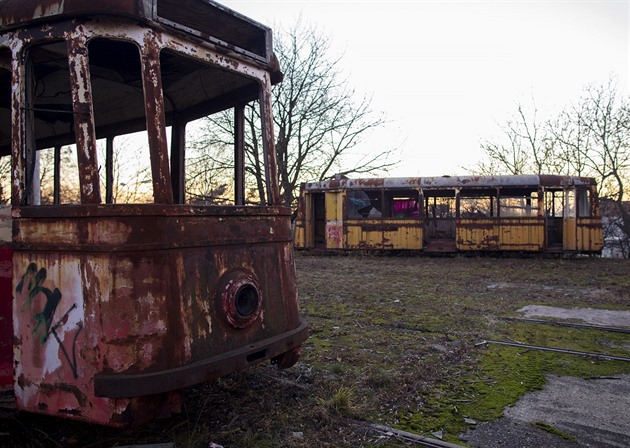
[[0, 0, 307, 426], [294, 175, 604, 255]]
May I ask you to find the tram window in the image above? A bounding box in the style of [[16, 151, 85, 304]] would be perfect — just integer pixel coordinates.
[[384, 190, 419, 218], [36, 145, 82, 205], [27, 42, 97, 205], [425, 194, 456, 219], [89, 40, 153, 204], [160, 48, 267, 205], [545, 190, 564, 217], [460, 196, 495, 218], [186, 108, 262, 206], [0, 48, 9, 204], [347, 189, 382, 218], [459, 189, 496, 218], [95, 134, 152, 204], [500, 192, 539, 217], [578, 188, 591, 217], [565, 190, 576, 218]]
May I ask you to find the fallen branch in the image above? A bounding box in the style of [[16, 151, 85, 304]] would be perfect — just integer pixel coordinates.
[[482, 340, 630, 363], [367, 422, 467, 448]]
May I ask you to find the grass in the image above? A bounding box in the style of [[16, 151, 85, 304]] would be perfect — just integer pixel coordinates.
[[2, 255, 630, 447]]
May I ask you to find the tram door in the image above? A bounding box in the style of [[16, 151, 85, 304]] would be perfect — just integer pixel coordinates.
[[312, 193, 326, 248], [424, 190, 456, 250], [545, 189, 564, 247]]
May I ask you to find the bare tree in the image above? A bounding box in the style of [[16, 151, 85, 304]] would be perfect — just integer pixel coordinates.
[[191, 19, 396, 207], [475, 78, 630, 257], [475, 100, 557, 175]]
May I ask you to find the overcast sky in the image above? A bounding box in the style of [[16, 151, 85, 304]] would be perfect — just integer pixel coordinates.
[[220, 0, 629, 177]]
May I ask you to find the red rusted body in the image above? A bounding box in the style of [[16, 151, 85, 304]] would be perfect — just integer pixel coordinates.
[[1, 0, 306, 426], [0, 244, 11, 392]]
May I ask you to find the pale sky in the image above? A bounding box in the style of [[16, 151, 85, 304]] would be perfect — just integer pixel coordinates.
[[220, 0, 629, 177]]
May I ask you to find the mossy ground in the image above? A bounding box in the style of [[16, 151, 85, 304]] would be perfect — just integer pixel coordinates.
[[2, 255, 630, 447]]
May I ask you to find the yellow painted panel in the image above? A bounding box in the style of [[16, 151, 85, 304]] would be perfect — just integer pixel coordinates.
[[457, 219, 497, 251], [345, 223, 362, 248], [294, 219, 305, 248], [576, 218, 604, 251], [345, 219, 423, 250], [564, 218, 577, 250], [325, 192, 339, 221], [325, 220, 344, 249], [500, 219, 544, 251], [324, 192, 344, 249], [383, 224, 423, 249]]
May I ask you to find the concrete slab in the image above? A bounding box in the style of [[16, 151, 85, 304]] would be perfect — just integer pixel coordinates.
[[464, 305, 630, 447], [461, 375, 630, 447], [517, 305, 630, 328]]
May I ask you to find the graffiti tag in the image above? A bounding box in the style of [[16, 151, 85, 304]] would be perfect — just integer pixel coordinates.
[[16, 263, 82, 378]]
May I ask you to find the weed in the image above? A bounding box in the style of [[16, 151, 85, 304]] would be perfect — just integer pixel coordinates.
[[318, 386, 356, 417]]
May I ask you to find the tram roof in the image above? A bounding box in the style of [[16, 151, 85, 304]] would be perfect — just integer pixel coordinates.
[[0, 0, 273, 64], [302, 175, 597, 191]]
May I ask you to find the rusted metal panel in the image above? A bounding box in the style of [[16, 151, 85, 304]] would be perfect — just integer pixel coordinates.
[[141, 31, 174, 204], [0, 15, 278, 158], [0, 244, 11, 391], [0, 0, 276, 68], [0, 0, 145, 29], [12, 205, 305, 424], [67, 35, 101, 204]]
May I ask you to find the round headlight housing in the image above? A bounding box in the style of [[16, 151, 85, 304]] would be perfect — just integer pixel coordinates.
[[218, 270, 262, 329]]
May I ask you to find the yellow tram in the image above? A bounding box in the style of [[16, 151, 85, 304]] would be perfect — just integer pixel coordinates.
[[294, 175, 603, 255]]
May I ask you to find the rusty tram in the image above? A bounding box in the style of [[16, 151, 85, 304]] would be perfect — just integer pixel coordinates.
[[294, 175, 604, 255], [0, 0, 307, 426]]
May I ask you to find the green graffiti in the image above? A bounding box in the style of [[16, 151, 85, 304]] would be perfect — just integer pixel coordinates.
[[17, 262, 62, 344], [16, 262, 81, 379]]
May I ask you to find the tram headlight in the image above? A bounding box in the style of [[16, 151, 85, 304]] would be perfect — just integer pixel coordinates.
[[234, 284, 258, 317], [218, 270, 262, 328]]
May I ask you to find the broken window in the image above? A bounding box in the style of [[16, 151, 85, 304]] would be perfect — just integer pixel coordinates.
[[347, 189, 382, 218]]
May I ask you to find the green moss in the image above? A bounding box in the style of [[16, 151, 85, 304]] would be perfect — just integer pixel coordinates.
[[396, 320, 630, 443], [533, 421, 577, 442]]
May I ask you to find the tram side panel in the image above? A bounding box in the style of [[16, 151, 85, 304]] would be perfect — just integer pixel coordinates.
[[12, 208, 305, 426], [576, 217, 604, 253]]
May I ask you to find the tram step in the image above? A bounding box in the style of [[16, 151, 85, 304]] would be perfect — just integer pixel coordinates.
[[425, 239, 457, 252]]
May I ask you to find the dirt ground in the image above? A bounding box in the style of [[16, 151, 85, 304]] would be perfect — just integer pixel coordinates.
[[1, 254, 630, 447]]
